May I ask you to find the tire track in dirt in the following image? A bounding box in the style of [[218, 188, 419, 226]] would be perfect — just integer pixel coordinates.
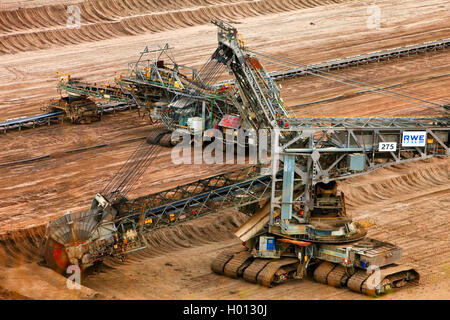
[[0, 0, 355, 55]]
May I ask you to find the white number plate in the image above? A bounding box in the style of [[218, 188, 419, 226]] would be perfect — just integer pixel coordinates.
[[379, 142, 397, 152]]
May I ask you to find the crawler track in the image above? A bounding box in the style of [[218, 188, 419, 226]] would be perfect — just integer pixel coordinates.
[[223, 251, 253, 278], [212, 248, 420, 296], [0, 101, 133, 134], [0, 0, 448, 301], [256, 258, 298, 287]]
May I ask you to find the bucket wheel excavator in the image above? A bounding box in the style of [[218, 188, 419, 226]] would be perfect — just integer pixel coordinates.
[[41, 21, 449, 297], [42, 125, 173, 273], [211, 180, 420, 296], [206, 20, 447, 296]]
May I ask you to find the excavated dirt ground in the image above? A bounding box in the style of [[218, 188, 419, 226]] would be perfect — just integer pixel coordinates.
[[0, 0, 449, 300]]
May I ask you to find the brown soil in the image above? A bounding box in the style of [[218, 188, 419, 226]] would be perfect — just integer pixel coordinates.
[[0, 0, 448, 300]]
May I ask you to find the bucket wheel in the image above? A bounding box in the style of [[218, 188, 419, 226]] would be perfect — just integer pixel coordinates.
[[42, 210, 98, 274], [43, 237, 70, 274]]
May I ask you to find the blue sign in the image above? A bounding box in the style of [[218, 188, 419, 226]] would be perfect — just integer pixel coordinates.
[[402, 131, 426, 147]]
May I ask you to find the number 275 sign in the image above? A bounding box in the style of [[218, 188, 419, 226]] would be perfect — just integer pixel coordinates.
[[379, 142, 397, 152]]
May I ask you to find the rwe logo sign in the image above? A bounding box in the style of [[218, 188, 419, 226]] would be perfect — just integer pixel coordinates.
[[402, 131, 426, 147]]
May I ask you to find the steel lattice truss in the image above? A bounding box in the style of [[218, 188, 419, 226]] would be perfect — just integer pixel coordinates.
[[284, 116, 450, 129], [112, 116, 448, 233], [270, 38, 450, 81], [212, 19, 287, 130], [270, 116, 450, 221], [115, 165, 273, 232]]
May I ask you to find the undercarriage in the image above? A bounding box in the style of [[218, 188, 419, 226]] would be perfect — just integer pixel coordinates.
[[212, 238, 420, 296]]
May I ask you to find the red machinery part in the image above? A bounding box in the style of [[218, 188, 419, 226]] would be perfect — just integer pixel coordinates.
[[44, 238, 70, 274]]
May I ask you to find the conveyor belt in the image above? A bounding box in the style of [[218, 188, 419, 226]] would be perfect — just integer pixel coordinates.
[[59, 82, 128, 102], [214, 38, 450, 88], [116, 169, 273, 231], [0, 111, 64, 132], [3, 38, 448, 134], [0, 101, 133, 133], [269, 38, 450, 81], [284, 115, 450, 129]]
